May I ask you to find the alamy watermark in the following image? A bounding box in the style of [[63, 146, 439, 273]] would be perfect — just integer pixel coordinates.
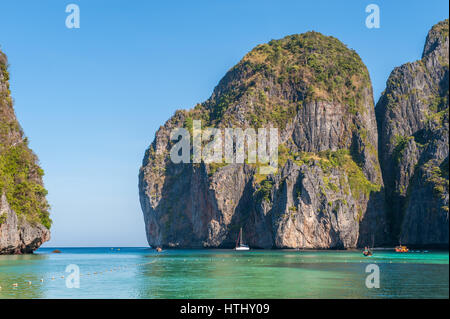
[[65, 264, 80, 288], [65, 4, 80, 29], [169, 120, 279, 175], [365, 264, 380, 288], [365, 4, 380, 29]]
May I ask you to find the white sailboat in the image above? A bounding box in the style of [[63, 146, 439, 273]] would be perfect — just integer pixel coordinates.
[[235, 227, 250, 251]]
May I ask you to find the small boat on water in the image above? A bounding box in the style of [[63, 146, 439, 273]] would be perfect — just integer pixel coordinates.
[[395, 245, 409, 253], [363, 249, 372, 257], [235, 227, 250, 251], [156, 247, 163, 252], [363, 235, 374, 256]]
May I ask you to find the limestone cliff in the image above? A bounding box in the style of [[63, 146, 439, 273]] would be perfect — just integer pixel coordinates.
[[0, 49, 51, 254], [0, 193, 50, 254], [376, 20, 449, 247], [139, 32, 387, 249]]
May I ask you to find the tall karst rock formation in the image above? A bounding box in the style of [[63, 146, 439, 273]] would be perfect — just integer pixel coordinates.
[[139, 31, 388, 249], [0, 49, 51, 254], [376, 19, 449, 247]]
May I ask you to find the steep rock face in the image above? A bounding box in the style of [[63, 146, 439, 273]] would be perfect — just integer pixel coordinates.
[[376, 20, 449, 247], [0, 194, 50, 254], [0, 50, 51, 254], [139, 32, 387, 249]]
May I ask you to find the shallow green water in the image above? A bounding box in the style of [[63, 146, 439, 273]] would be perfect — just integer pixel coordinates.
[[0, 248, 448, 298]]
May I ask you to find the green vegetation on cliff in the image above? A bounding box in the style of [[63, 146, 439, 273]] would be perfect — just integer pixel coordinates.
[[180, 31, 372, 131], [294, 149, 380, 198], [256, 179, 274, 203], [173, 32, 378, 187], [0, 143, 51, 228], [241, 32, 371, 107], [434, 19, 449, 39], [424, 158, 450, 212], [0, 51, 51, 228]]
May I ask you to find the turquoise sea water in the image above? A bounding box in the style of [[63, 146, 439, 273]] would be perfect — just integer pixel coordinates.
[[0, 247, 448, 299]]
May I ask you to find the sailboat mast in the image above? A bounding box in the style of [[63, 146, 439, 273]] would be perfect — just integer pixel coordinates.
[[235, 228, 240, 247], [239, 227, 243, 246]]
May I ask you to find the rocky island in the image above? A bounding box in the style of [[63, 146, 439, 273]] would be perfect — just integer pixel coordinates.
[[376, 19, 449, 247], [0, 50, 51, 254], [139, 20, 449, 249]]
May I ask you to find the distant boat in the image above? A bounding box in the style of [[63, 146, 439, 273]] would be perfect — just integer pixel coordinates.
[[235, 227, 250, 251], [395, 245, 409, 253], [363, 235, 374, 256], [363, 249, 372, 257]]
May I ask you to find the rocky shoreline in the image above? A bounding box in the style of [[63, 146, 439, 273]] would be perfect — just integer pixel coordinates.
[[0, 194, 50, 254]]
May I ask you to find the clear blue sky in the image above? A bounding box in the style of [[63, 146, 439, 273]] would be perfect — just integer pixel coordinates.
[[0, 1, 448, 247]]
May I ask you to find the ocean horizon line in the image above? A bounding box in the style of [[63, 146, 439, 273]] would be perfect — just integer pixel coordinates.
[[37, 246, 449, 251]]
